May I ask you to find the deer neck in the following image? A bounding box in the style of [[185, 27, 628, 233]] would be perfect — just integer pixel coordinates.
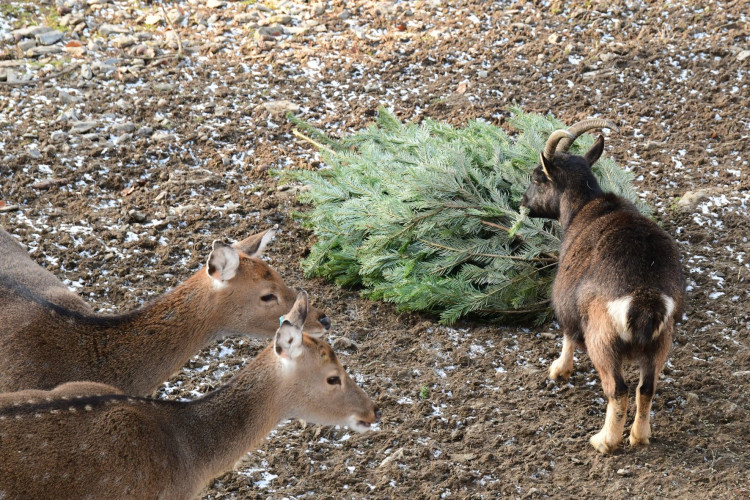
[[87, 273, 221, 395], [177, 348, 286, 482]]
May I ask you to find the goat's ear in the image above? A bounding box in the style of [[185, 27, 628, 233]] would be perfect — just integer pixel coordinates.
[[584, 135, 605, 167], [539, 152, 556, 182], [207, 241, 240, 282], [232, 225, 277, 258], [274, 291, 308, 360]]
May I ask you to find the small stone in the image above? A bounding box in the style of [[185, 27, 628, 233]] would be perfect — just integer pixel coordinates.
[[128, 209, 147, 223], [153, 83, 174, 92], [12, 26, 52, 40], [540, 332, 556, 340], [262, 100, 300, 115], [152, 132, 176, 143], [312, 3, 326, 16], [58, 90, 81, 105], [36, 31, 63, 46], [685, 392, 699, 404], [547, 33, 563, 44], [80, 64, 93, 79], [233, 13, 258, 24], [477, 69, 488, 78], [27, 46, 63, 57], [733, 370, 750, 377], [258, 25, 284, 38], [675, 189, 715, 212], [599, 52, 618, 62], [114, 133, 132, 146], [113, 35, 136, 48], [268, 14, 293, 25], [144, 14, 162, 26], [167, 9, 185, 25], [98, 23, 130, 36], [616, 468, 631, 477], [331, 337, 358, 350], [206, 0, 225, 8], [51, 131, 67, 143], [28, 148, 42, 160], [737, 50, 750, 62], [18, 39, 37, 51], [137, 126, 153, 137], [112, 122, 135, 135], [69, 121, 98, 134]]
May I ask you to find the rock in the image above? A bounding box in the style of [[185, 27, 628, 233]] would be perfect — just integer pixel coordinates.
[[51, 131, 67, 143], [64, 40, 86, 56], [27, 46, 63, 57], [58, 90, 81, 105], [36, 31, 63, 45], [477, 69, 488, 78], [167, 9, 185, 25], [733, 370, 750, 377], [113, 35, 136, 48], [144, 14, 162, 26], [114, 133, 132, 146], [616, 468, 631, 477], [18, 39, 37, 51], [112, 122, 135, 135], [92, 60, 116, 75], [547, 33, 563, 44], [737, 50, 750, 62], [152, 132, 176, 143], [128, 209, 147, 223], [28, 148, 42, 160], [599, 52, 618, 62], [99, 23, 129, 36], [540, 332, 556, 340], [233, 13, 258, 24], [331, 337, 359, 350], [258, 25, 284, 38], [153, 83, 174, 92], [12, 26, 53, 40], [80, 64, 93, 79], [69, 121, 99, 134], [685, 392, 699, 404], [675, 189, 716, 212], [206, 0, 225, 8], [262, 100, 300, 115], [137, 126, 153, 137], [268, 14, 293, 25]]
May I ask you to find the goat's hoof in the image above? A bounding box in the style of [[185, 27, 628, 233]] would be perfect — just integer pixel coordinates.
[[548, 360, 572, 381], [629, 433, 650, 448], [589, 432, 619, 454]]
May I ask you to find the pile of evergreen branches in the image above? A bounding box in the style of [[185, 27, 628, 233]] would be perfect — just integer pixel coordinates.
[[287, 107, 648, 325]]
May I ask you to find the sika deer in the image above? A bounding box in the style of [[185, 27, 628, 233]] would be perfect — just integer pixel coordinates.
[[0, 226, 331, 395], [520, 120, 685, 453], [0, 292, 377, 499]]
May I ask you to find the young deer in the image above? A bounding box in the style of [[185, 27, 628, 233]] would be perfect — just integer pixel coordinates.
[[0, 291, 378, 499], [0, 226, 331, 395], [521, 120, 685, 453]]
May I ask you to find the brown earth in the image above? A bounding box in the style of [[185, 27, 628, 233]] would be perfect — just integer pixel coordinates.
[[1, 0, 748, 498]]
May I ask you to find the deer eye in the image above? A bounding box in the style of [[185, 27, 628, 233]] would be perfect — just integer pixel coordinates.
[[260, 293, 277, 302], [326, 376, 341, 386]]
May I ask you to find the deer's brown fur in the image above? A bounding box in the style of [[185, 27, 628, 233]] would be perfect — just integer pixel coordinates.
[[0, 227, 330, 395], [0, 292, 375, 500]]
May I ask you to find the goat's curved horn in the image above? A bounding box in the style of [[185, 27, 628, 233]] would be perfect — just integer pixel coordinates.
[[557, 119, 619, 153], [543, 130, 575, 160]]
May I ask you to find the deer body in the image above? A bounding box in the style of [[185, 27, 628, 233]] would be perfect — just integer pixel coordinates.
[[0, 227, 330, 395], [521, 121, 685, 453], [0, 293, 376, 499]]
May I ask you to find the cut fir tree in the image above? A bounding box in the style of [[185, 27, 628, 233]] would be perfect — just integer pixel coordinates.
[[287, 107, 649, 325]]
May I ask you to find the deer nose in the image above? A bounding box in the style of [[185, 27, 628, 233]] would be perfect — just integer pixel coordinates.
[[318, 314, 331, 330]]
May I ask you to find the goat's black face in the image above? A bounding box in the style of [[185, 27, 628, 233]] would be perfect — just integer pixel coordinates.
[[520, 135, 606, 221], [521, 162, 563, 219]]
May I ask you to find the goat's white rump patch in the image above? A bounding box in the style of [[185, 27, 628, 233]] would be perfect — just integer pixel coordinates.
[[653, 295, 675, 339], [607, 296, 633, 342]]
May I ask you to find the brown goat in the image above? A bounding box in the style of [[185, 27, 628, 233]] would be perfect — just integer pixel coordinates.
[[0, 292, 377, 499], [521, 120, 685, 453], [0, 226, 331, 395]]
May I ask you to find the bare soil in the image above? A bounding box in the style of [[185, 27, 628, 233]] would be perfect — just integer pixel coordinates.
[[1, 1, 748, 498]]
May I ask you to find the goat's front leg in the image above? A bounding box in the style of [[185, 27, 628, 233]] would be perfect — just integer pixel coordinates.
[[549, 332, 575, 381]]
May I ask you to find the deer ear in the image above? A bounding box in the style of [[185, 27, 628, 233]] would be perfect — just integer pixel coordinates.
[[584, 135, 605, 167], [232, 225, 278, 258], [539, 152, 555, 181], [206, 241, 240, 282], [274, 291, 308, 359]]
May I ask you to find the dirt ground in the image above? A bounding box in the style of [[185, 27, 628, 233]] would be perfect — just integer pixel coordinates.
[[1, 0, 748, 498]]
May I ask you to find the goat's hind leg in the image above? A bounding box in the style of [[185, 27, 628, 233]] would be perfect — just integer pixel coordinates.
[[629, 334, 671, 447], [549, 331, 576, 381], [587, 337, 628, 454]]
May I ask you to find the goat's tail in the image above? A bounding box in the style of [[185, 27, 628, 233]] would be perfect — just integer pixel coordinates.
[[607, 288, 676, 344]]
